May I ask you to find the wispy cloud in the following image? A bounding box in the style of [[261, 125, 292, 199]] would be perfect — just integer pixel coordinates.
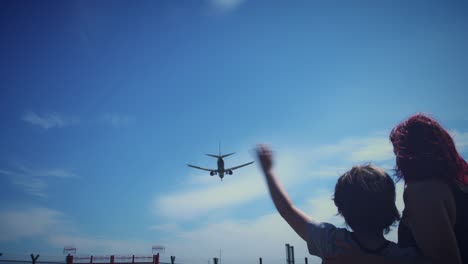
[[10, 163, 77, 178], [207, 0, 245, 13], [21, 111, 136, 129], [308, 135, 394, 163], [9, 177, 48, 198], [22, 111, 79, 129], [0, 163, 76, 198], [101, 114, 134, 127]]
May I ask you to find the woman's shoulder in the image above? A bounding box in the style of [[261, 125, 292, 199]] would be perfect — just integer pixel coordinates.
[[404, 180, 456, 222], [404, 180, 452, 198]]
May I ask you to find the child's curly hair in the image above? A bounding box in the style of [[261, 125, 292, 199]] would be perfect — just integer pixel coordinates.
[[334, 164, 400, 235]]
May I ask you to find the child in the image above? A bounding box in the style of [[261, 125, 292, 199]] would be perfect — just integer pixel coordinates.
[[256, 144, 419, 261]]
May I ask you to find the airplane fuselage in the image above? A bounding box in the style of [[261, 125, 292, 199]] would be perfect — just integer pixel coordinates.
[[217, 157, 225, 179]]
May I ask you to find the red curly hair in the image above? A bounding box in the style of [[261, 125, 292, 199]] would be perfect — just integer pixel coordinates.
[[390, 113, 467, 184]]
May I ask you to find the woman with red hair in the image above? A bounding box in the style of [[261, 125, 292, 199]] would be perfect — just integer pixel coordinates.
[[327, 113, 468, 264], [390, 114, 467, 263]]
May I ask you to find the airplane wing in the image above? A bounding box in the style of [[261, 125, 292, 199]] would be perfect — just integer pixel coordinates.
[[226, 161, 255, 171], [187, 164, 215, 172]]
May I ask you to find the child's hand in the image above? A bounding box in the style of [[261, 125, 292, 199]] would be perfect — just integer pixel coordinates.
[[256, 144, 274, 173]]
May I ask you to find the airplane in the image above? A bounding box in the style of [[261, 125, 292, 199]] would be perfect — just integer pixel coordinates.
[[187, 147, 254, 181]]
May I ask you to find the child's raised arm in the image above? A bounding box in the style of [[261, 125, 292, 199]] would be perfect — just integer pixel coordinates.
[[256, 144, 315, 241]]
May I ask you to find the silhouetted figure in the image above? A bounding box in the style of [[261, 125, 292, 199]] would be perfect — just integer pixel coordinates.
[[256, 145, 419, 263], [328, 113, 468, 264]]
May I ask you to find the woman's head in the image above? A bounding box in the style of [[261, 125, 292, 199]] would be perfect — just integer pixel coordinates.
[[390, 113, 467, 184], [334, 164, 400, 235]]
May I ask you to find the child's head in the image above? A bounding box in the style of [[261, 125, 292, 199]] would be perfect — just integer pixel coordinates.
[[333, 164, 400, 235]]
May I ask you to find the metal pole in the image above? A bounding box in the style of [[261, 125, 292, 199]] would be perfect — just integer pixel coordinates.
[[259, 257, 262, 264], [304, 257, 308, 264], [66, 254, 73, 264], [285, 244, 290, 264], [290, 246, 295, 264], [31, 254, 40, 264]]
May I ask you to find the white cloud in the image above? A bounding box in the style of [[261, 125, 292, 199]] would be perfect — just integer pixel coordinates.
[[22, 111, 78, 129], [303, 166, 350, 180], [153, 169, 265, 219], [207, 0, 245, 13], [305, 190, 339, 224], [0, 208, 65, 241], [310, 135, 393, 163], [347, 138, 394, 162]]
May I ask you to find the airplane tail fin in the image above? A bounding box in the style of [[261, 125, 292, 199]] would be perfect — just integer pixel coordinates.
[[205, 152, 235, 159], [206, 154, 221, 158], [206, 142, 235, 158]]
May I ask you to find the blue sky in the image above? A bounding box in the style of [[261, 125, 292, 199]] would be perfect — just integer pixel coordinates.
[[0, 0, 467, 263]]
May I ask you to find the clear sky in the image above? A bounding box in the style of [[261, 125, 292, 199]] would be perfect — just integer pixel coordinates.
[[0, 1, 467, 264]]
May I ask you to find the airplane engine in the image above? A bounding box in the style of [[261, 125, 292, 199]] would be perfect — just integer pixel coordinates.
[[210, 171, 215, 176], [227, 170, 233, 175]]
